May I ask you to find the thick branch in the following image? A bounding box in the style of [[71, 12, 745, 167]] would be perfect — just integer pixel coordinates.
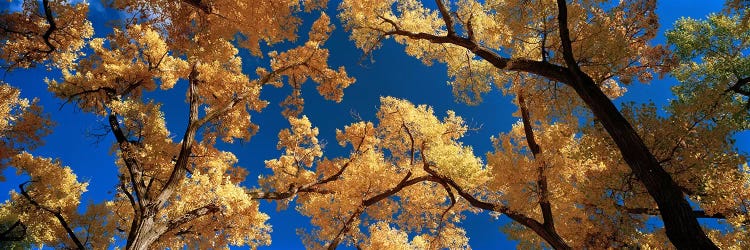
[[625, 207, 728, 220], [555, 0, 580, 74], [518, 94, 541, 155], [377, 16, 571, 83], [434, 0, 455, 36], [518, 93, 555, 231], [327, 208, 363, 250], [181, 0, 213, 14], [728, 77, 750, 96], [0, 220, 26, 241], [155, 65, 201, 206], [164, 204, 221, 233], [110, 114, 147, 211], [554, 1, 717, 248], [19, 182, 85, 249], [40, 0, 57, 53]]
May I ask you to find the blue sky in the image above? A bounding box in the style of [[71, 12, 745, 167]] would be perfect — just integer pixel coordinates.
[[0, 0, 745, 249]]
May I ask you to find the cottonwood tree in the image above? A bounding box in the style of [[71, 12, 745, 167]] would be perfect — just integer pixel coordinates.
[[0, 0, 747, 249], [256, 97, 493, 249], [0, 0, 83, 245], [0, 0, 354, 249], [0, 83, 53, 247], [339, 0, 748, 249], [255, 84, 745, 249]]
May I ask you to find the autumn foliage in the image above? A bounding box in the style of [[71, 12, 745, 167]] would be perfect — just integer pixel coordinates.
[[0, 0, 748, 249]]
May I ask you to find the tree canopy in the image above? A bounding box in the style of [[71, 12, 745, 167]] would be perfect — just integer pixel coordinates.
[[0, 0, 748, 249]]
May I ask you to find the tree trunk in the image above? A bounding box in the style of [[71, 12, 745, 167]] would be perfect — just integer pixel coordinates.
[[125, 208, 164, 250], [552, 0, 716, 247], [126, 218, 162, 250], [568, 73, 717, 249]]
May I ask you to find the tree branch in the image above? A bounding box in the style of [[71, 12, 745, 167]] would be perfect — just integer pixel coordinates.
[[40, 0, 58, 53], [401, 123, 416, 166], [247, 130, 371, 202], [316, 148, 369, 186], [156, 64, 201, 206], [625, 207, 729, 220], [554, 1, 717, 248], [327, 208, 364, 250], [728, 77, 750, 96], [247, 186, 334, 200], [377, 16, 571, 83], [164, 203, 221, 233], [327, 208, 363, 250], [362, 172, 417, 207], [555, 0, 580, 74], [19, 182, 85, 250], [327, 173, 433, 250], [434, 0, 455, 36], [119, 181, 138, 216], [419, 144, 570, 249], [110, 114, 147, 212], [517, 93, 555, 231], [0, 220, 26, 241]]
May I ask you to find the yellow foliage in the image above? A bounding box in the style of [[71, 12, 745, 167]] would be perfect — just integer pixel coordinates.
[[0, 0, 93, 70]]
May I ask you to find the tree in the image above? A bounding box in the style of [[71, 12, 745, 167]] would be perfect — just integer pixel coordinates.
[[0, 0, 354, 249], [0, 84, 50, 248], [0, 0, 747, 249], [256, 97, 540, 249], [336, 0, 750, 248]]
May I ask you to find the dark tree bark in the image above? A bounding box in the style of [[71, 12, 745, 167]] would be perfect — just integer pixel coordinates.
[[554, 1, 716, 248], [371, 0, 718, 248]]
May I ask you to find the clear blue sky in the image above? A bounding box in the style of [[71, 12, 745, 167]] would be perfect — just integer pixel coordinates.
[[0, 0, 743, 249]]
